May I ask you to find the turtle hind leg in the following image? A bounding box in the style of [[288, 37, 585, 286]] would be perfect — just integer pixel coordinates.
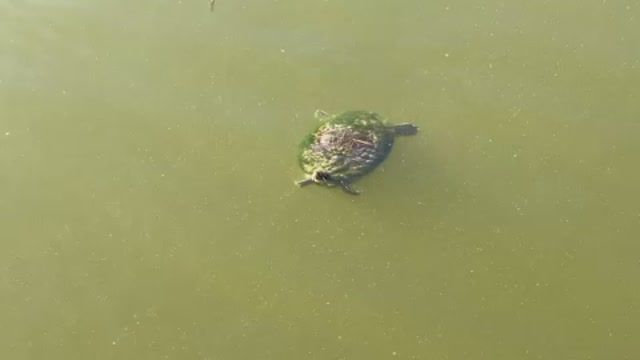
[[339, 181, 360, 196], [392, 123, 419, 136]]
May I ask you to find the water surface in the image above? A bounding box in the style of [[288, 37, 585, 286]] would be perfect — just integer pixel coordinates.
[[1, 1, 639, 359]]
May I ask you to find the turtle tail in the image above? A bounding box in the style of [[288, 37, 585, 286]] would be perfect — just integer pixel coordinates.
[[392, 123, 419, 136]]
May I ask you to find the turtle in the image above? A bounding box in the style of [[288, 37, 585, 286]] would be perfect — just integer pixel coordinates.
[[295, 109, 419, 195]]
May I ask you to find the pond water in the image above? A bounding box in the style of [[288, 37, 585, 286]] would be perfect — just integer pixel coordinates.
[[1, 0, 639, 359]]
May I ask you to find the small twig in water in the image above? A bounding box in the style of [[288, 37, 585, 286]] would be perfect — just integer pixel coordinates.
[[210, 0, 216, 11]]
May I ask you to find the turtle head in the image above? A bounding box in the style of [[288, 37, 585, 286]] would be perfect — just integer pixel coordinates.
[[309, 170, 359, 195], [312, 171, 334, 184], [313, 171, 342, 188], [296, 170, 338, 188]]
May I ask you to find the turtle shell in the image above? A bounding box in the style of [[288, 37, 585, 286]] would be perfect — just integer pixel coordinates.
[[298, 111, 395, 185]]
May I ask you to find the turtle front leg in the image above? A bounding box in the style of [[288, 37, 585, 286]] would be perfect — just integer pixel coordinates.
[[339, 181, 360, 195], [295, 178, 315, 187]]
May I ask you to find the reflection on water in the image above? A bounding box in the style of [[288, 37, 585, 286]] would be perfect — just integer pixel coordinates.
[[1, 0, 639, 359]]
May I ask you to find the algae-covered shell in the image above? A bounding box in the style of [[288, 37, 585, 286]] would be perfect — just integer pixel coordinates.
[[295, 110, 418, 195]]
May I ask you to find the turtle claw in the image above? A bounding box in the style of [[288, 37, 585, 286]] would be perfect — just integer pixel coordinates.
[[295, 178, 314, 187], [340, 181, 360, 195], [314, 109, 332, 121]]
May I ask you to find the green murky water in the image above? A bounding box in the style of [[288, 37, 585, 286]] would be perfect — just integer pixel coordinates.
[[1, 1, 639, 359]]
